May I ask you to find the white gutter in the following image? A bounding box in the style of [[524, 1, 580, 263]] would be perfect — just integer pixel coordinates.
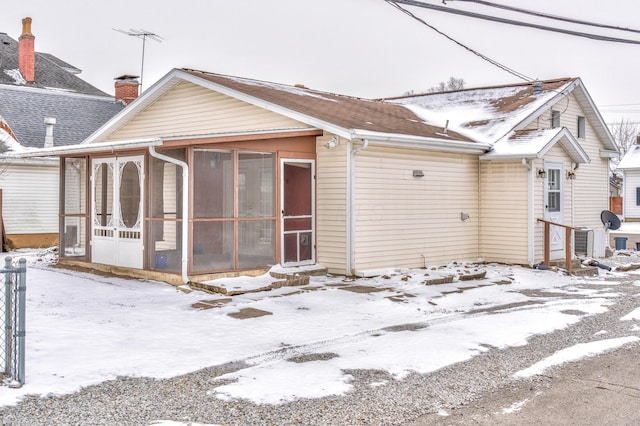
[[149, 146, 190, 285], [347, 139, 369, 275], [349, 130, 490, 154], [15, 137, 163, 158], [522, 159, 535, 266]]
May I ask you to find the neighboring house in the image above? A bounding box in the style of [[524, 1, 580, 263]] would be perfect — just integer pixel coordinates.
[[610, 144, 640, 249], [0, 17, 128, 248], [24, 68, 617, 284]]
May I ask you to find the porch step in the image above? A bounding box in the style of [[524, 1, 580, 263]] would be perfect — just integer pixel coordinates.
[[190, 270, 315, 296], [545, 259, 599, 277]]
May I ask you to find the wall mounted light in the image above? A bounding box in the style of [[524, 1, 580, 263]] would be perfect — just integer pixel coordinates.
[[567, 170, 576, 180], [537, 168, 546, 178], [324, 136, 339, 149], [413, 170, 424, 178], [461, 212, 470, 221]]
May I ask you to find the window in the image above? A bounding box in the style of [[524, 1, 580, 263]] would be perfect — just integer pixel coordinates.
[[636, 187, 640, 206], [551, 110, 560, 128], [577, 116, 586, 139]]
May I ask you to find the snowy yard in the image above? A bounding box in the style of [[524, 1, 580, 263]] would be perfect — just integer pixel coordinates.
[[1, 248, 640, 414]]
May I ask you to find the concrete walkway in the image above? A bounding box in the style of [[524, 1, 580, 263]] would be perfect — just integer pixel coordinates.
[[408, 343, 640, 425]]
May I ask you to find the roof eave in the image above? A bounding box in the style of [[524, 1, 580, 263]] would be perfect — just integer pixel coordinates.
[[16, 137, 163, 158], [350, 129, 490, 154]]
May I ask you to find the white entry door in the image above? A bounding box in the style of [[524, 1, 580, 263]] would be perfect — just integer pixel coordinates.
[[91, 156, 144, 268], [544, 162, 564, 256]]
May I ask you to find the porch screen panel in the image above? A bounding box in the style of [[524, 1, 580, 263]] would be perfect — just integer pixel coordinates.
[[148, 149, 185, 271], [194, 150, 233, 219], [94, 163, 114, 227], [192, 221, 234, 272], [62, 157, 87, 258], [238, 152, 276, 268], [192, 149, 234, 272]]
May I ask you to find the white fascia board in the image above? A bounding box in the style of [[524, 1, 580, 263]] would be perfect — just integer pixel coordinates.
[[176, 70, 351, 139], [0, 156, 58, 166], [160, 127, 320, 142], [349, 129, 490, 154], [538, 128, 590, 164], [15, 137, 163, 158], [570, 79, 618, 152], [601, 149, 621, 159], [480, 153, 538, 161]]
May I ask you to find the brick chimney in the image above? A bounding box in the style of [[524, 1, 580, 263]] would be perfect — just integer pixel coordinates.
[[114, 75, 140, 105], [18, 17, 35, 83]]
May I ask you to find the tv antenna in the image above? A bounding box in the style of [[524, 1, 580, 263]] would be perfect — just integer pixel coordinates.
[[113, 28, 163, 91]]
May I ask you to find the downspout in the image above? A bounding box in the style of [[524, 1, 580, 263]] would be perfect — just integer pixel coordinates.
[[522, 159, 535, 266], [347, 139, 369, 275], [149, 146, 190, 285]]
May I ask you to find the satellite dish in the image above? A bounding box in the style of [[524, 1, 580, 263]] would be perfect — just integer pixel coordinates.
[[601, 210, 621, 231]]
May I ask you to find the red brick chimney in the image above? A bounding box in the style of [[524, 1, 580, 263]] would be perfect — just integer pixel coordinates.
[[18, 17, 35, 83], [114, 75, 140, 105]]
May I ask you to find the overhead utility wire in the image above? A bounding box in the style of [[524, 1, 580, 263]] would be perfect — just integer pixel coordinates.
[[385, 1, 533, 82], [452, 0, 640, 35], [393, 0, 640, 45]]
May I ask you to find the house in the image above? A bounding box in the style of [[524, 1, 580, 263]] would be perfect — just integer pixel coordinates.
[[22, 68, 618, 283], [0, 17, 127, 248], [610, 143, 640, 249]]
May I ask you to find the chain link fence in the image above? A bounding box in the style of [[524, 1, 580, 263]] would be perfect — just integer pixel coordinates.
[[0, 257, 26, 388]]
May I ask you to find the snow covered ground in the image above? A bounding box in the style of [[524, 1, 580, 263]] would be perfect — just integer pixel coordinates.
[[1, 248, 639, 415]]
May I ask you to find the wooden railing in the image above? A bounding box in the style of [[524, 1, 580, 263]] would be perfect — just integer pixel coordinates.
[[536, 218, 581, 273]]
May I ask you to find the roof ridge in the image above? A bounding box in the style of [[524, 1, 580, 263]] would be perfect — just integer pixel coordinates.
[[383, 77, 576, 101], [180, 68, 382, 103]]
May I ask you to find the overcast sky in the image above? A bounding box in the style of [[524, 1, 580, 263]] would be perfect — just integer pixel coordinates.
[[2, 0, 640, 124]]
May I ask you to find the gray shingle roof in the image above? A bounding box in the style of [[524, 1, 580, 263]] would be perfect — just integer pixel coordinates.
[[0, 32, 107, 96], [0, 86, 124, 148], [0, 31, 124, 148]]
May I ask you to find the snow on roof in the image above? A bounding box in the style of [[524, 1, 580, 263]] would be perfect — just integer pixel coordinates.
[[0, 127, 32, 153], [616, 144, 640, 170], [390, 79, 574, 144], [484, 128, 564, 158]]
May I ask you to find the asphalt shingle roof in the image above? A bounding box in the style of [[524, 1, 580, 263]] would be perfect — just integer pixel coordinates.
[[0, 31, 124, 148], [181, 69, 475, 142], [0, 86, 124, 148], [0, 32, 107, 96]]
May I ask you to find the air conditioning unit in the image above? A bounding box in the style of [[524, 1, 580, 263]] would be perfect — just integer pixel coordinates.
[[574, 229, 594, 258]]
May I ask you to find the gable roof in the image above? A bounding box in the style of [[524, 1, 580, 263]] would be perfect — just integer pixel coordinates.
[[0, 85, 125, 149], [390, 78, 617, 154], [0, 28, 125, 150], [0, 32, 108, 96], [85, 68, 484, 152], [80, 69, 616, 160], [481, 127, 589, 163], [616, 144, 640, 170]]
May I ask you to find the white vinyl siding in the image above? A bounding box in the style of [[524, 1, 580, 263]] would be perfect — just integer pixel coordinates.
[[352, 147, 479, 271], [479, 161, 529, 264], [561, 94, 609, 230], [105, 81, 308, 142], [0, 161, 59, 234], [315, 135, 348, 273], [524, 93, 610, 232], [623, 171, 640, 219]]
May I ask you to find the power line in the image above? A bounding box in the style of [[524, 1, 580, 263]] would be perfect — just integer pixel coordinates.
[[393, 0, 640, 45], [451, 0, 640, 35], [385, 1, 533, 82]]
